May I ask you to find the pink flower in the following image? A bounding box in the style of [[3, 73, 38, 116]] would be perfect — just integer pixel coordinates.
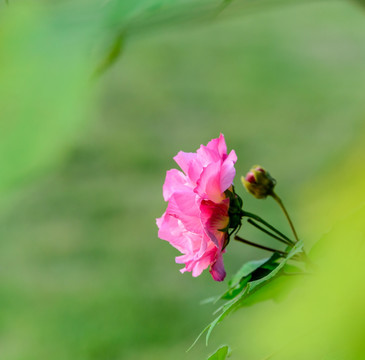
[[156, 134, 237, 281]]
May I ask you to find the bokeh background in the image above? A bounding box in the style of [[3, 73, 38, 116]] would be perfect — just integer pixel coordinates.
[[1, 0, 365, 359]]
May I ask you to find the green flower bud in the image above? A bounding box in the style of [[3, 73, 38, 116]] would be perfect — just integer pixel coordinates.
[[241, 166, 276, 199]]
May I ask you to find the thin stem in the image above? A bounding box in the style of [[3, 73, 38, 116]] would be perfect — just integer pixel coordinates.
[[247, 218, 293, 247], [234, 235, 287, 256], [241, 210, 295, 245], [271, 191, 299, 242]]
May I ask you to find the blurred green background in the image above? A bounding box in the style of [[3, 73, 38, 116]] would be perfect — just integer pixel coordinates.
[[0, 0, 365, 359]]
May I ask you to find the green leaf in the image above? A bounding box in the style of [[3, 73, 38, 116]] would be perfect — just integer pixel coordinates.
[[201, 241, 304, 345], [234, 241, 303, 302], [216, 252, 281, 302], [207, 345, 231, 360], [220, 275, 251, 301], [229, 257, 270, 286], [186, 323, 211, 352], [99, 0, 312, 73], [94, 32, 126, 77]]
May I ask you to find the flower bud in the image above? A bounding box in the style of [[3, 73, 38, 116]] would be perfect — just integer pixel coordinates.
[[241, 166, 276, 199]]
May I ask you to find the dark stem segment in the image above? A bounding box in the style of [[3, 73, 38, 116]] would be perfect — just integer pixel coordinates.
[[234, 235, 287, 256], [247, 218, 293, 247], [271, 191, 299, 242], [241, 210, 295, 245]]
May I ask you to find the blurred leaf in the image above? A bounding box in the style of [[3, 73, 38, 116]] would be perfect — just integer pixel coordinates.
[[282, 262, 307, 274], [239, 205, 365, 359], [355, 0, 365, 6], [98, 0, 312, 73], [207, 345, 231, 359], [94, 31, 126, 77], [0, 2, 94, 194]]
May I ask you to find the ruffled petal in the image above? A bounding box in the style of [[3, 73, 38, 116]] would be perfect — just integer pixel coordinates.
[[166, 192, 202, 234], [210, 253, 226, 281], [200, 199, 229, 247], [206, 133, 227, 159], [195, 162, 223, 203], [173, 151, 197, 175], [176, 248, 215, 278], [157, 213, 190, 253], [162, 169, 188, 201], [158, 213, 204, 254], [220, 150, 237, 193], [196, 144, 220, 166], [191, 253, 214, 277]]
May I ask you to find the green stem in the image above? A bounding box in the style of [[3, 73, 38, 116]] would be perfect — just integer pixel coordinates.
[[234, 235, 287, 256], [241, 210, 295, 245], [247, 218, 293, 247], [271, 191, 299, 242]]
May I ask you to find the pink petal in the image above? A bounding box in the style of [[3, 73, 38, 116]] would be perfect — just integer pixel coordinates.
[[196, 145, 220, 166], [210, 253, 226, 281], [158, 213, 203, 254], [195, 162, 223, 203], [200, 199, 229, 247], [162, 169, 188, 201], [157, 214, 190, 253], [220, 150, 237, 193], [173, 151, 197, 175], [177, 249, 215, 277], [225, 149, 237, 164], [166, 192, 202, 234], [176, 255, 195, 274], [206, 133, 227, 159], [191, 254, 213, 277], [186, 157, 204, 185]]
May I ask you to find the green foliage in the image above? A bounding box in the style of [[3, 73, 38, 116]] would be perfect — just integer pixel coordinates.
[[97, 0, 313, 73], [228, 205, 365, 359], [195, 241, 304, 346], [207, 345, 231, 360], [229, 257, 270, 286]]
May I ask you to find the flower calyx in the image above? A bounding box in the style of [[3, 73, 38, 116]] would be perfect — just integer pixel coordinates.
[[221, 187, 243, 236]]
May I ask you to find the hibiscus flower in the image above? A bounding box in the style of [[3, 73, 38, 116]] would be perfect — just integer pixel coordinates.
[[156, 134, 237, 281]]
